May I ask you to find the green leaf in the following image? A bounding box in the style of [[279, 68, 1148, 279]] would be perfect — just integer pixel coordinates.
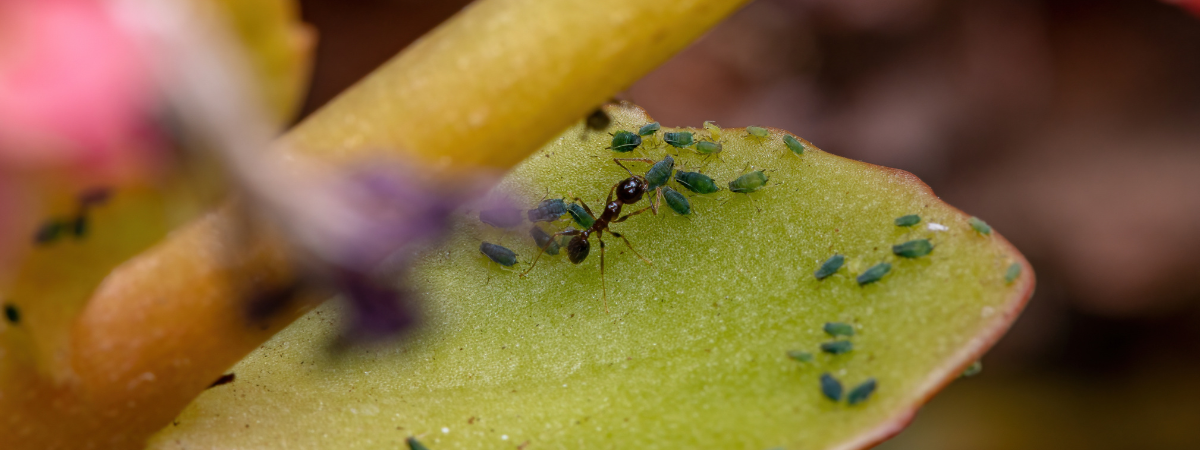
[[151, 105, 1033, 450]]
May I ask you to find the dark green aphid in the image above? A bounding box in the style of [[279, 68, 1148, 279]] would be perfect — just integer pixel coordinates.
[[892, 239, 933, 258], [663, 131, 694, 148], [846, 378, 878, 405], [968, 216, 992, 235], [479, 242, 518, 267], [729, 170, 769, 193], [566, 203, 595, 229], [783, 135, 805, 155], [961, 360, 983, 378], [529, 226, 560, 256], [674, 170, 720, 194], [695, 140, 722, 155], [894, 214, 921, 227], [787, 350, 813, 363], [645, 156, 675, 190], [662, 186, 690, 215], [1005, 263, 1021, 284], [820, 340, 853, 355], [857, 263, 891, 286], [813, 254, 844, 280], [585, 108, 610, 131], [637, 122, 661, 136], [71, 215, 88, 238], [33, 220, 65, 245], [608, 130, 642, 153], [479, 207, 523, 228], [820, 373, 843, 402], [747, 126, 769, 138], [527, 198, 567, 222], [3, 303, 19, 324], [406, 436, 431, 450], [824, 322, 855, 338]]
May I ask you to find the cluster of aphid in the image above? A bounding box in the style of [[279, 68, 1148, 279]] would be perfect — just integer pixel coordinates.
[[786, 322, 877, 405], [31, 187, 111, 246]]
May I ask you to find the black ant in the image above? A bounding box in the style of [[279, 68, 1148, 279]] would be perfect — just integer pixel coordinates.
[[521, 161, 654, 312]]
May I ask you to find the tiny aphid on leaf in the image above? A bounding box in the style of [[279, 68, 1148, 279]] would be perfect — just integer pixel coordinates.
[[586, 108, 610, 131], [1005, 263, 1021, 284], [695, 140, 723, 155], [674, 170, 721, 194], [824, 322, 855, 338], [608, 130, 642, 153], [663, 131, 695, 148], [637, 122, 661, 136], [820, 340, 853, 355], [783, 135, 805, 155], [3, 303, 19, 324], [71, 215, 88, 238], [33, 220, 65, 245], [566, 203, 596, 229], [479, 207, 524, 228], [729, 169, 769, 193], [530, 225, 561, 256], [894, 214, 921, 227], [968, 216, 992, 235], [747, 126, 769, 138], [662, 186, 691, 215], [788, 350, 814, 363], [820, 373, 843, 401], [407, 436, 431, 450], [892, 239, 933, 258], [703, 120, 722, 141], [857, 262, 892, 286], [480, 242, 518, 267], [846, 378, 878, 405], [961, 360, 983, 378], [527, 198, 567, 223], [814, 254, 845, 280]]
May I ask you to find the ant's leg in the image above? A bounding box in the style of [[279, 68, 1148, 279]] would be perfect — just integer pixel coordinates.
[[614, 205, 654, 223], [613, 158, 655, 177], [598, 231, 610, 314], [521, 229, 582, 276], [573, 196, 597, 218], [610, 231, 652, 265]]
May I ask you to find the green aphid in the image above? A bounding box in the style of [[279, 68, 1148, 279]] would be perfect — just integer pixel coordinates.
[[820, 373, 843, 402], [663, 131, 695, 148], [894, 214, 921, 227], [846, 378, 878, 405], [813, 254, 844, 280], [961, 360, 983, 378], [820, 340, 853, 355], [1005, 263, 1021, 284], [969, 216, 992, 235], [406, 436, 431, 450], [566, 203, 595, 229], [71, 215, 88, 238], [674, 170, 721, 194], [747, 126, 769, 138], [892, 239, 933, 258], [695, 140, 723, 155], [729, 170, 769, 193], [529, 225, 560, 256], [783, 135, 805, 155], [857, 262, 892, 286], [703, 121, 722, 140], [645, 156, 674, 190], [608, 130, 642, 153], [637, 121, 661, 136], [33, 220, 65, 245], [4, 304, 19, 324], [787, 350, 814, 363], [824, 322, 855, 338], [479, 242, 518, 267], [662, 186, 691, 215]]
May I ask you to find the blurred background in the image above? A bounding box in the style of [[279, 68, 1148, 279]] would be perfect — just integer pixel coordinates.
[[292, 0, 1200, 448]]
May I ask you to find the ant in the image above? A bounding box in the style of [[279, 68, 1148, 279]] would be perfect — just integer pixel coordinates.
[[521, 160, 654, 312]]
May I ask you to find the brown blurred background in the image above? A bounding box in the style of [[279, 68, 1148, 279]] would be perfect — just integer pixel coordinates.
[[296, 0, 1200, 448]]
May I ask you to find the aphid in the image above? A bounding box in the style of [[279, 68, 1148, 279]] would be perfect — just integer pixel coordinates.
[[407, 436, 431, 450], [783, 135, 805, 155], [208, 373, 235, 389], [892, 239, 933, 258], [479, 207, 524, 228], [824, 322, 855, 338], [1005, 263, 1021, 284], [857, 263, 891, 286], [527, 198, 567, 222], [663, 131, 695, 148], [585, 108, 610, 131], [695, 140, 723, 155], [702, 120, 722, 141], [608, 130, 642, 153], [70, 215, 88, 238], [529, 225, 561, 256], [820, 340, 853, 355], [3, 303, 19, 324], [820, 373, 843, 402], [78, 187, 112, 208], [33, 220, 65, 245], [480, 242, 518, 267], [747, 126, 769, 138], [894, 214, 921, 227], [637, 122, 661, 136], [674, 170, 720, 194], [729, 169, 769, 193], [787, 350, 814, 363], [961, 360, 983, 378], [814, 254, 844, 280], [968, 216, 992, 235], [846, 378, 877, 405], [566, 203, 596, 229], [662, 186, 691, 215]]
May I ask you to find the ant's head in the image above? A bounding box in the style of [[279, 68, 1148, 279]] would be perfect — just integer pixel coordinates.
[[616, 175, 648, 204]]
